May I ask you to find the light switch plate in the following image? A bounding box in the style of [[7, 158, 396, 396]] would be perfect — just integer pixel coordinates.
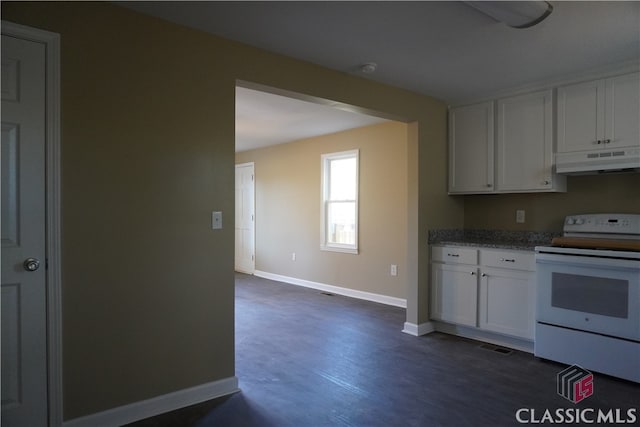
[[212, 211, 222, 229], [516, 210, 525, 224]]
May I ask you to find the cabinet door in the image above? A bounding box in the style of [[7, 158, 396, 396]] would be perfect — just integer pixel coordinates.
[[448, 102, 494, 194], [604, 73, 640, 149], [479, 268, 535, 340], [496, 90, 558, 192], [557, 79, 605, 153], [431, 263, 478, 327]]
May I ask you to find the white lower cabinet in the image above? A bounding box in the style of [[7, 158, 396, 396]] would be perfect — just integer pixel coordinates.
[[431, 263, 478, 327], [479, 267, 535, 340], [431, 245, 536, 342]]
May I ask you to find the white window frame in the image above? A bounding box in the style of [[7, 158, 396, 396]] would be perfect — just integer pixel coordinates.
[[320, 149, 359, 254]]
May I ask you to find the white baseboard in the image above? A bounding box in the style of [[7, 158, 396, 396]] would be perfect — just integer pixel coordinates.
[[63, 376, 239, 427], [254, 270, 407, 308], [402, 321, 435, 336]]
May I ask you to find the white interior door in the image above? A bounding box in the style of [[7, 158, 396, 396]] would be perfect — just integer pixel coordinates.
[[235, 163, 255, 274], [1, 34, 48, 427]]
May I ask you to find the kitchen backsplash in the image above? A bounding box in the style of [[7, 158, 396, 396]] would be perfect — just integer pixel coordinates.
[[462, 174, 640, 232]]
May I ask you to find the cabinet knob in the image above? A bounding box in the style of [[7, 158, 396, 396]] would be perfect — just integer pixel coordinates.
[[481, 273, 487, 277], [604, 139, 611, 144], [596, 140, 602, 144], [486, 183, 492, 188], [542, 180, 550, 185]]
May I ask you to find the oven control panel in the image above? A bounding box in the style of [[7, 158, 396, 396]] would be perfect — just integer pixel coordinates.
[[564, 213, 640, 237]]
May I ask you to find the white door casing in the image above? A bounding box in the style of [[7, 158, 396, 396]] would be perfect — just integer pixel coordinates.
[[235, 163, 255, 274], [1, 21, 62, 427]]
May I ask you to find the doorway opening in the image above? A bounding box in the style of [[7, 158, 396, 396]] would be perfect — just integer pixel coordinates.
[[232, 81, 420, 406], [232, 82, 424, 408], [234, 82, 395, 279], [232, 82, 414, 304]]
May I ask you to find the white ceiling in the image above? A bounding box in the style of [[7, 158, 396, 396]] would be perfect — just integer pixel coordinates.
[[235, 87, 388, 152], [119, 1, 640, 151]]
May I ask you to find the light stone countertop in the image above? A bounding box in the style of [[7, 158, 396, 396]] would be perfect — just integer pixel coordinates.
[[433, 240, 539, 251], [428, 229, 560, 252]]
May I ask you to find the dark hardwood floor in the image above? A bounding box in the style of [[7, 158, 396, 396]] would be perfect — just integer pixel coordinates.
[[128, 273, 640, 426]]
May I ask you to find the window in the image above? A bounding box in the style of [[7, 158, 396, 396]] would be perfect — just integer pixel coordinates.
[[321, 150, 359, 253]]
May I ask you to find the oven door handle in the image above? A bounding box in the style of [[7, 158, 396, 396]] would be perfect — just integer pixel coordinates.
[[536, 253, 640, 270]]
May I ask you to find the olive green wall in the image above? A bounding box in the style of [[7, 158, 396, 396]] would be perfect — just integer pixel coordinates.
[[236, 121, 409, 299], [464, 174, 640, 231], [2, 2, 460, 420]]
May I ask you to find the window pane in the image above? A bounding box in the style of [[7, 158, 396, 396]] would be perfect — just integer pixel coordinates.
[[327, 201, 356, 245], [321, 150, 358, 252], [329, 157, 356, 200]]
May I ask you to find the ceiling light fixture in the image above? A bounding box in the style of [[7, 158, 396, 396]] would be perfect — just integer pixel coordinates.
[[360, 62, 377, 74], [464, 1, 553, 29]]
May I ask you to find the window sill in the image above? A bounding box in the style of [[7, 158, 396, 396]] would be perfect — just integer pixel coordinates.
[[320, 245, 358, 255]]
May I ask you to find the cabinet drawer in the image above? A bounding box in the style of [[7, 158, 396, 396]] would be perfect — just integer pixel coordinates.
[[480, 249, 535, 271], [432, 246, 478, 264]]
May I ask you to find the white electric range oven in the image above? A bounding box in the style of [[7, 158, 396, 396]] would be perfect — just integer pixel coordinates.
[[535, 214, 640, 383]]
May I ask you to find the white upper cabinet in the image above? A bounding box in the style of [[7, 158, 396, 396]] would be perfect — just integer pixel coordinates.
[[448, 102, 494, 194], [449, 71, 638, 195], [557, 72, 639, 153], [556, 79, 601, 153], [605, 73, 640, 150], [496, 90, 566, 192], [449, 93, 565, 194]]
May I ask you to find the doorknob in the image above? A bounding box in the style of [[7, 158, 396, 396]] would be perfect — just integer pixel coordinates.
[[23, 258, 40, 272]]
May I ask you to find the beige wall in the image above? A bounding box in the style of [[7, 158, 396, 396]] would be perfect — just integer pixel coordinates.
[[3, 2, 460, 420], [236, 122, 408, 299], [464, 174, 640, 231]]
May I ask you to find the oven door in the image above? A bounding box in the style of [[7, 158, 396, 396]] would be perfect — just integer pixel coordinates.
[[536, 253, 640, 341]]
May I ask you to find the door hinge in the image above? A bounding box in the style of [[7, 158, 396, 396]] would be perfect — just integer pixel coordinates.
[[251, 174, 254, 181], [252, 255, 255, 261], [251, 214, 254, 221]]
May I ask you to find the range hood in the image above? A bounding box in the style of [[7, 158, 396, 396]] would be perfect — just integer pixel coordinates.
[[556, 147, 640, 175]]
